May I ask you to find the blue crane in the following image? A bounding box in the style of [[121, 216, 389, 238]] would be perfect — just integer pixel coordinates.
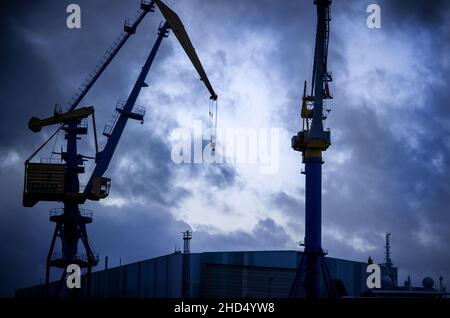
[[84, 0, 217, 199], [23, 0, 217, 296], [290, 0, 337, 298]]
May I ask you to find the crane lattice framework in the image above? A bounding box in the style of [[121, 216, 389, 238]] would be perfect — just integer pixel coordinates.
[[290, 0, 337, 298], [23, 0, 217, 296]]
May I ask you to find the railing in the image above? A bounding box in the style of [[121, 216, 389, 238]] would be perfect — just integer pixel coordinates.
[[103, 110, 120, 137], [65, 32, 127, 111], [40, 158, 62, 164], [51, 252, 99, 263], [78, 118, 88, 130], [124, 18, 137, 33], [103, 101, 146, 136], [116, 100, 146, 117], [51, 252, 63, 261], [141, 0, 155, 11], [79, 208, 93, 218], [63, 1, 157, 112], [103, 124, 114, 137], [49, 208, 64, 217], [115, 100, 126, 110], [133, 105, 146, 117], [49, 208, 93, 219]]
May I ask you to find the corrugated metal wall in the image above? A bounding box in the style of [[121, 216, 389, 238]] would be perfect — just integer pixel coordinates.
[[202, 263, 295, 298], [16, 253, 184, 298], [16, 251, 394, 298]]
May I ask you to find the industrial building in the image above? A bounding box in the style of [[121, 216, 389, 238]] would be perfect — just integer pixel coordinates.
[[15, 250, 395, 298]]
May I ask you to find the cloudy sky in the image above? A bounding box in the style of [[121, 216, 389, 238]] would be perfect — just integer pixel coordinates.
[[1, 0, 449, 297]]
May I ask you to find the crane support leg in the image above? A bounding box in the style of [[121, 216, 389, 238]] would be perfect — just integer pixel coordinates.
[[45, 120, 98, 297], [304, 154, 322, 297], [289, 152, 337, 298]]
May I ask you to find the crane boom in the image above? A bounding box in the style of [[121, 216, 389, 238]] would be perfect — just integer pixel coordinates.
[[310, 0, 332, 136], [156, 0, 218, 100], [84, 1, 218, 198], [84, 23, 170, 198]]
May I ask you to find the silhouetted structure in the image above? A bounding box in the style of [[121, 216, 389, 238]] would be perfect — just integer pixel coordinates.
[[22, 0, 217, 297], [291, 0, 336, 298], [182, 231, 192, 298], [16, 250, 396, 298]]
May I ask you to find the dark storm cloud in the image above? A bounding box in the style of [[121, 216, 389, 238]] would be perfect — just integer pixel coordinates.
[[0, 155, 53, 296], [194, 218, 292, 252], [87, 203, 191, 269], [185, 161, 238, 189], [170, 136, 239, 189], [0, 2, 63, 152], [0, 2, 76, 295], [206, 164, 237, 188], [270, 190, 304, 219], [379, 0, 450, 28], [0, 0, 174, 152], [104, 114, 190, 207], [316, 0, 450, 282]]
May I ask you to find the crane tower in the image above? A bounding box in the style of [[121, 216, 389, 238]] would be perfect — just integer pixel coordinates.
[[290, 0, 337, 298]]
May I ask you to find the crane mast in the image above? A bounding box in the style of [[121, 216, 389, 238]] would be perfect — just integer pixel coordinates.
[[290, 0, 337, 298]]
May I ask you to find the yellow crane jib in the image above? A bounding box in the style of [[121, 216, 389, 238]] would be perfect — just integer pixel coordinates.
[[23, 105, 101, 207], [28, 106, 95, 133]]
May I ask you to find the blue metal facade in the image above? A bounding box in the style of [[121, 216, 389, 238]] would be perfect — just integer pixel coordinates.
[[16, 251, 396, 298]]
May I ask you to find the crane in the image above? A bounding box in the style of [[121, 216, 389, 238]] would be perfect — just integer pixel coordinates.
[[290, 0, 337, 298], [22, 0, 217, 296]]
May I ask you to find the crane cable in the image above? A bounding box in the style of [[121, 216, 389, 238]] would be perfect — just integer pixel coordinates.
[[26, 111, 99, 164], [208, 98, 218, 153], [25, 124, 63, 164], [213, 99, 218, 149], [49, 129, 61, 162]]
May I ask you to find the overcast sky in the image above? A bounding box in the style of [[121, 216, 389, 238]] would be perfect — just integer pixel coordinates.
[[1, 0, 449, 297]]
